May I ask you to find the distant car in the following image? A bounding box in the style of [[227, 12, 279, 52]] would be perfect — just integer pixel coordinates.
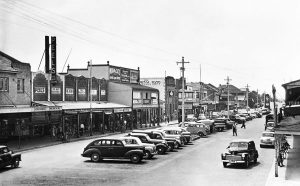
[[127, 133, 169, 154], [0, 145, 21, 169], [229, 115, 245, 124], [265, 121, 275, 131], [214, 118, 227, 132], [197, 119, 215, 134], [179, 122, 207, 137], [81, 137, 145, 163], [119, 136, 157, 159], [221, 139, 259, 168], [260, 131, 275, 148], [156, 127, 186, 146], [198, 114, 206, 120], [186, 114, 197, 122]]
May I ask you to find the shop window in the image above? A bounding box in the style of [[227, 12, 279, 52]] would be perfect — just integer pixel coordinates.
[[0, 77, 9, 92], [17, 79, 25, 93]]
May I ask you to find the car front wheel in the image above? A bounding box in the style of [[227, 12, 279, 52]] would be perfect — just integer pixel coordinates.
[[91, 153, 100, 162], [157, 147, 166, 154], [144, 151, 152, 159], [11, 160, 20, 168], [130, 154, 141, 163]]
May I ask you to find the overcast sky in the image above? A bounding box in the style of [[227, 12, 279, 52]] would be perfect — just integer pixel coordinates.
[[1, 0, 300, 99]]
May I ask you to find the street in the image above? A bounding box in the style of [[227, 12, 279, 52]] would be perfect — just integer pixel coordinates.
[[0, 117, 274, 186]]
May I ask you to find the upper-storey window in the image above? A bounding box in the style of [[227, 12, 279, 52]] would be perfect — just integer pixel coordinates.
[[17, 79, 24, 93], [0, 77, 9, 92]]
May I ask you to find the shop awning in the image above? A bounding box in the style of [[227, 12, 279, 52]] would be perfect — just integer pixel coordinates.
[[54, 101, 132, 113], [0, 106, 32, 114], [275, 116, 300, 135], [31, 101, 62, 112]]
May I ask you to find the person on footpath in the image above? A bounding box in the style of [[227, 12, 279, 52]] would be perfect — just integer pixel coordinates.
[[241, 120, 246, 129], [232, 122, 237, 136]]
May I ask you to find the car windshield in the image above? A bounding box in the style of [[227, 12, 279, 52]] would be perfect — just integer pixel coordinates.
[[262, 133, 274, 137], [229, 142, 248, 151], [123, 139, 139, 145]]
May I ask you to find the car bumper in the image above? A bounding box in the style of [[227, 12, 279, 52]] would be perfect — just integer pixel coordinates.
[[222, 160, 245, 164]]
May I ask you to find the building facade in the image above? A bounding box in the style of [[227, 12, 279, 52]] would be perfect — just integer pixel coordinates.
[[0, 51, 32, 141]]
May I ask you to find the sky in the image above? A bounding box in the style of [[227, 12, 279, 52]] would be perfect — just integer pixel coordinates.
[[1, 0, 300, 100]]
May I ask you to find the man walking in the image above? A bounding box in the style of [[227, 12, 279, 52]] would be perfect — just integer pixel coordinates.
[[232, 122, 237, 136], [241, 120, 246, 129]]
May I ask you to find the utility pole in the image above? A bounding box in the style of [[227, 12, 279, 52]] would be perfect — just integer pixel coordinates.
[[225, 76, 231, 119], [177, 57, 190, 124], [246, 84, 250, 112], [257, 89, 259, 110], [199, 64, 202, 115], [89, 60, 93, 136]]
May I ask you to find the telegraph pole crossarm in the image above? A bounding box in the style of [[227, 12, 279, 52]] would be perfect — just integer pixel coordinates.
[[177, 57, 190, 124]]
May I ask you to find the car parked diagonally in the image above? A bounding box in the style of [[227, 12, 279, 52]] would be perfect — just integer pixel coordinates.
[[81, 137, 145, 163], [0, 145, 21, 169]]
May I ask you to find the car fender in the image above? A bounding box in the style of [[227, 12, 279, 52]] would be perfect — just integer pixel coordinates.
[[155, 143, 168, 150], [124, 149, 144, 158], [82, 148, 101, 157], [11, 153, 22, 161]]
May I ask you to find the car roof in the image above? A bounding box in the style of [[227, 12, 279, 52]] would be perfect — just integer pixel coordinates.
[[129, 133, 148, 136], [93, 137, 122, 141], [262, 131, 274, 134], [230, 139, 253, 143], [0, 145, 7, 148]]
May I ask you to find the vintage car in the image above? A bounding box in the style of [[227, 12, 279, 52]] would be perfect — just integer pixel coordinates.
[[214, 118, 227, 132], [197, 119, 214, 134], [0, 145, 21, 169], [221, 139, 259, 168], [81, 137, 145, 163], [178, 122, 207, 137], [158, 126, 191, 144], [119, 136, 157, 159], [260, 131, 275, 148], [265, 121, 275, 131], [230, 115, 246, 124], [132, 129, 179, 150], [127, 133, 169, 154], [156, 127, 186, 146]]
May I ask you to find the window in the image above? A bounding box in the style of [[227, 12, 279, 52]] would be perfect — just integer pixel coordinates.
[[17, 79, 24, 93], [0, 77, 8, 91]]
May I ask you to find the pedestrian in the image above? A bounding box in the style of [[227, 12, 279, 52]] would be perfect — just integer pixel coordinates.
[[241, 120, 246, 129], [232, 122, 237, 136], [167, 116, 169, 123], [80, 123, 85, 136], [122, 119, 127, 133], [278, 151, 284, 167]]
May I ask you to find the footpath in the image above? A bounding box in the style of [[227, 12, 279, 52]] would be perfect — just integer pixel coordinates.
[[7, 121, 173, 153], [265, 135, 300, 186]]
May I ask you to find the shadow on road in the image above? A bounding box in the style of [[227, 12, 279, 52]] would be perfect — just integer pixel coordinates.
[[83, 159, 148, 165], [0, 167, 20, 173]]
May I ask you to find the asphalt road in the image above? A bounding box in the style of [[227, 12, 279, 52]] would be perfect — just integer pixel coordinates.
[[0, 116, 274, 186]]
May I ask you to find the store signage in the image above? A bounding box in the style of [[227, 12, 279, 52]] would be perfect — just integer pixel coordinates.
[[114, 108, 124, 113], [34, 106, 61, 111], [51, 87, 61, 94], [143, 99, 151, 104], [78, 89, 86, 95], [109, 67, 121, 81], [178, 104, 193, 109], [66, 88, 74, 95], [35, 87, 46, 94], [133, 99, 142, 104], [130, 70, 139, 83], [91, 89, 97, 95], [50, 36, 57, 83], [121, 69, 130, 82], [124, 108, 132, 112], [101, 90, 106, 96]]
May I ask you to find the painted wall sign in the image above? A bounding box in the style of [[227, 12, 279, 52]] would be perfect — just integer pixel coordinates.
[[91, 89, 97, 95], [101, 90, 106, 96], [109, 67, 121, 81], [78, 89, 86, 95], [121, 69, 130, 82], [35, 87, 46, 94], [51, 87, 61, 94], [130, 70, 139, 83], [66, 88, 74, 95]]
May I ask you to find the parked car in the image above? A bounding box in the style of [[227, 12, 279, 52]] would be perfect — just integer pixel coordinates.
[[221, 139, 259, 168], [81, 137, 145, 163], [260, 131, 275, 148], [132, 129, 179, 150], [222, 118, 235, 129], [179, 122, 207, 137], [197, 119, 215, 134], [214, 118, 227, 132], [265, 121, 275, 131], [0, 145, 21, 169], [127, 133, 169, 154], [230, 114, 246, 124], [186, 114, 197, 122], [156, 127, 186, 146], [119, 136, 157, 159], [198, 114, 206, 120]]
